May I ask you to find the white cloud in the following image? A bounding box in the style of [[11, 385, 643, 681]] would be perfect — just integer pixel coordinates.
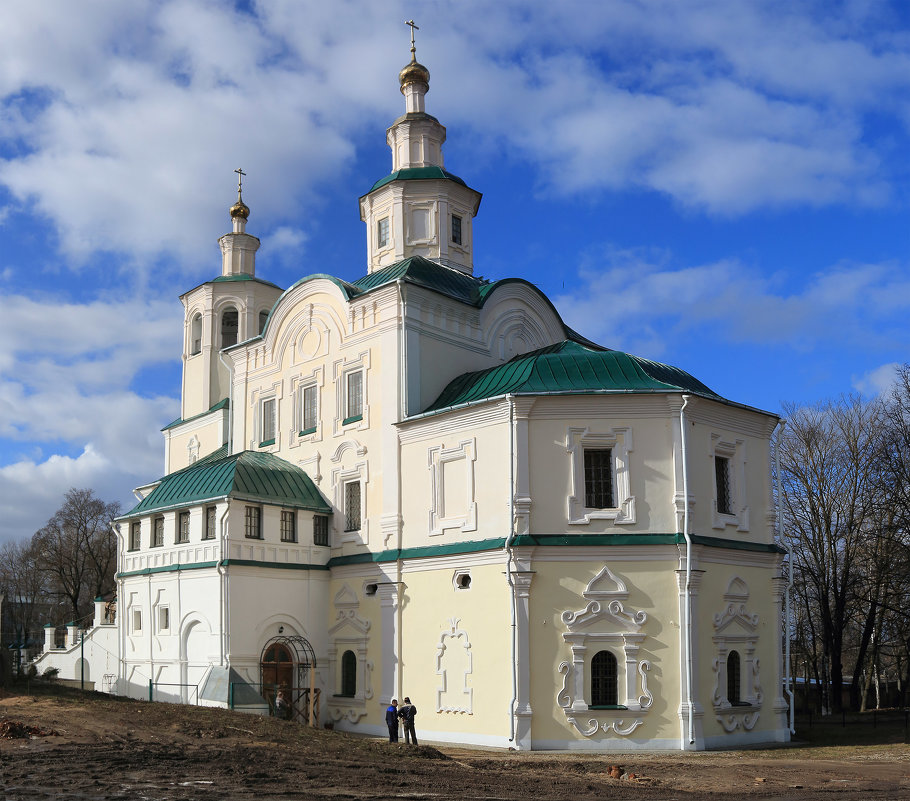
[[853, 362, 901, 396]]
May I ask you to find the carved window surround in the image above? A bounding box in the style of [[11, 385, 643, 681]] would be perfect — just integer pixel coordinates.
[[427, 438, 477, 536], [567, 426, 634, 525], [711, 434, 749, 532], [435, 617, 473, 714], [327, 585, 373, 723]]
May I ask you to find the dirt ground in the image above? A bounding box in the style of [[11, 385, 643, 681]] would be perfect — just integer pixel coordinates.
[[2, 685, 910, 800]]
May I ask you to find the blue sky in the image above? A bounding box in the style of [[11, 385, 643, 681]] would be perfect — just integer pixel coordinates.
[[2, 0, 909, 544]]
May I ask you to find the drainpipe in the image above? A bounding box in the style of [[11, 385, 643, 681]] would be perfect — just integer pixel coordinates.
[[396, 280, 406, 702], [679, 394, 695, 747], [218, 502, 231, 666], [774, 419, 795, 734], [218, 350, 234, 453], [505, 396, 518, 745]]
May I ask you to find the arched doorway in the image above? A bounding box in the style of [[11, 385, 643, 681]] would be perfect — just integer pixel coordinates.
[[260, 635, 319, 726]]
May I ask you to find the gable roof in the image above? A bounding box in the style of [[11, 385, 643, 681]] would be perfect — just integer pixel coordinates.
[[120, 450, 331, 518], [421, 340, 725, 414]]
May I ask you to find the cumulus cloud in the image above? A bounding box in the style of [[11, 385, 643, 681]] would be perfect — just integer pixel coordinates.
[[853, 362, 902, 396]]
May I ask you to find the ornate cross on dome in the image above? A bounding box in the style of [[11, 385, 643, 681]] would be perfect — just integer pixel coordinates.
[[405, 19, 419, 59], [234, 167, 246, 200]]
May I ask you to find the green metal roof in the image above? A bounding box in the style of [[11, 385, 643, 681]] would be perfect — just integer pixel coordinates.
[[180, 274, 283, 300], [162, 398, 230, 432], [367, 166, 471, 194], [121, 450, 331, 517], [422, 341, 724, 414]]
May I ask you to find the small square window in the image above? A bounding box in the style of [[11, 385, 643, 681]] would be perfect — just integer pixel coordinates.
[[451, 214, 462, 246], [152, 517, 164, 547], [344, 482, 361, 532], [313, 514, 329, 546], [280, 510, 297, 543], [245, 506, 262, 539], [584, 449, 615, 509], [715, 456, 732, 515], [377, 217, 389, 249], [129, 521, 141, 551], [261, 397, 276, 446], [158, 606, 170, 632], [300, 384, 318, 434], [204, 506, 216, 540], [176, 511, 190, 544], [344, 371, 363, 423]]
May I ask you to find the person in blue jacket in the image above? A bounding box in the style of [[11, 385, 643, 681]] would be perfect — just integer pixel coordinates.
[[385, 698, 399, 742]]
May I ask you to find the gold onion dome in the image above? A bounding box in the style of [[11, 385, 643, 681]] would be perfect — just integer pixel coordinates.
[[399, 55, 430, 89], [230, 197, 250, 220]]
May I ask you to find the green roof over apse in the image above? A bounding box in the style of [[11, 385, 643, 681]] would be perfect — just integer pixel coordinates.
[[121, 450, 331, 518], [422, 341, 724, 414], [366, 166, 471, 194]]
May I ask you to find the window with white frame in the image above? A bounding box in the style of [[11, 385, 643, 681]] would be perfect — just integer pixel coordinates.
[[129, 521, 141, 551], [204, 506, 216, 540], [260, 397, 276, 445], [221, 307, 238, 348], [132, 609, 142, 633], [344, 371, 363, 423], [377, 217, 389, 249], [300, 384, 318, 434], [280, 510, 296, 543], [313, 514, 329, 546], [245, 506, 262, 539], [590, 650, 619, 707], [258, 310, 269, 335], [451, 214, 462, 245], [344, 481, 361, 532], [190, 313, 202, 355], [158, 606, 170, 632], [152, 517, 164, 547], [711, 434, 748, 531], [176, 511, 190, 544], [566, 427, 635, 525]]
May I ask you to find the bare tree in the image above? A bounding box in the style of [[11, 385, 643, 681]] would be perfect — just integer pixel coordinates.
[[33, 489, 120, 621], [0, 538, 57, 648]]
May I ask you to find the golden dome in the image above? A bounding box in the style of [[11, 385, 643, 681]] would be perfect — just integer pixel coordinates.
[[230, 198, 250, 220], [399, 55, 430, 89]]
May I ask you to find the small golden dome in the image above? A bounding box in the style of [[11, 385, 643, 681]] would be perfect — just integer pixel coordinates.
[[399, 56, 430, 88], [230, 198, 250, 220]]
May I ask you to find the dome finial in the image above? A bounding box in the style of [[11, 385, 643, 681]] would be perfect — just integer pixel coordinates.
[[230, 167, 250, 223], [405, 19, 419, 62], [399, 20, 430, 107]]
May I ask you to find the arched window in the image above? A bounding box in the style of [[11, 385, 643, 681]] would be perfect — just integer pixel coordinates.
[[591, 650, 618, 706], [340, 649, 357, 697], [221, 307, 238, 348], [258, 310, 269, 335], [190, 313, 202, 355], [727, 650, 741, 704]]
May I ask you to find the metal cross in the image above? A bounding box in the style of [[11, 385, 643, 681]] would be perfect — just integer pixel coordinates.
[[234, 167, 246, 198], [405, 19, 419, 57]]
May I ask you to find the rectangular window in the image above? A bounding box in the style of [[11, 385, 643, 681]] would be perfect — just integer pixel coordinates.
[[313, 514, 329, 546], [377, 216, 389, 248], [451, 214, 462, 245], [261, 397, 276, 445], [204, 506, 217, 540], [584, 449, 615, 509], [152, 517, 164, 547], [129, 521, 141, 551], [300, 384, 318, 434], [132, 610, 142, 633], [245, 506, 262, 539], [344, 482, 361, 532], [716, 456, 732, 515], [344, 371, 363, 423], [280, 510, 297, 543], [176, 511, 190, 544], [158, 606, 170, 632]]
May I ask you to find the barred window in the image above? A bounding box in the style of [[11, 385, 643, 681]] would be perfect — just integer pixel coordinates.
[[341, 649, 357, 697], [280, 510, 296, 543], [591, 650, 618, 706], [152, 517, 164, 547], [344, 482, 361, 532], [345, 371, 363, 422], [727, 650, 741, 704], [245, 506, 262, 539], [313, 514, 329, 546], [221, 307, 238, 348], [204, 506, 216, 540], [451, 214, 462, 245], [584, 449, 614, 509], [129, 521, 141, 551], [301, 384, 318, 433], [715, 456, 732, 515], [176, 511, 190, 544]]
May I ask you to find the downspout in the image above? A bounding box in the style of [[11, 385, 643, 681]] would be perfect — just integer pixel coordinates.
[[679, 394, 695, 747], [775, 419, 795, 734], [505, 395, 518, 744], [111, 522, 126, 692], [218, 350, 234, 453], [396, 280, 406, 702], [218, 502, 231, 666]]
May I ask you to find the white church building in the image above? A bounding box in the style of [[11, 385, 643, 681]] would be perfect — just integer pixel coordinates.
[[34, 38, 792, 751]]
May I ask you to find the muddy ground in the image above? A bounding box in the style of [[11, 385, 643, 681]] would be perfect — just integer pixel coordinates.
[[1, 685, 909, 800]]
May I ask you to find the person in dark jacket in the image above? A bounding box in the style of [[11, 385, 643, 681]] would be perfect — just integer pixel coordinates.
[[398, 696, 418, 745], [385, 699, 399, 742]]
